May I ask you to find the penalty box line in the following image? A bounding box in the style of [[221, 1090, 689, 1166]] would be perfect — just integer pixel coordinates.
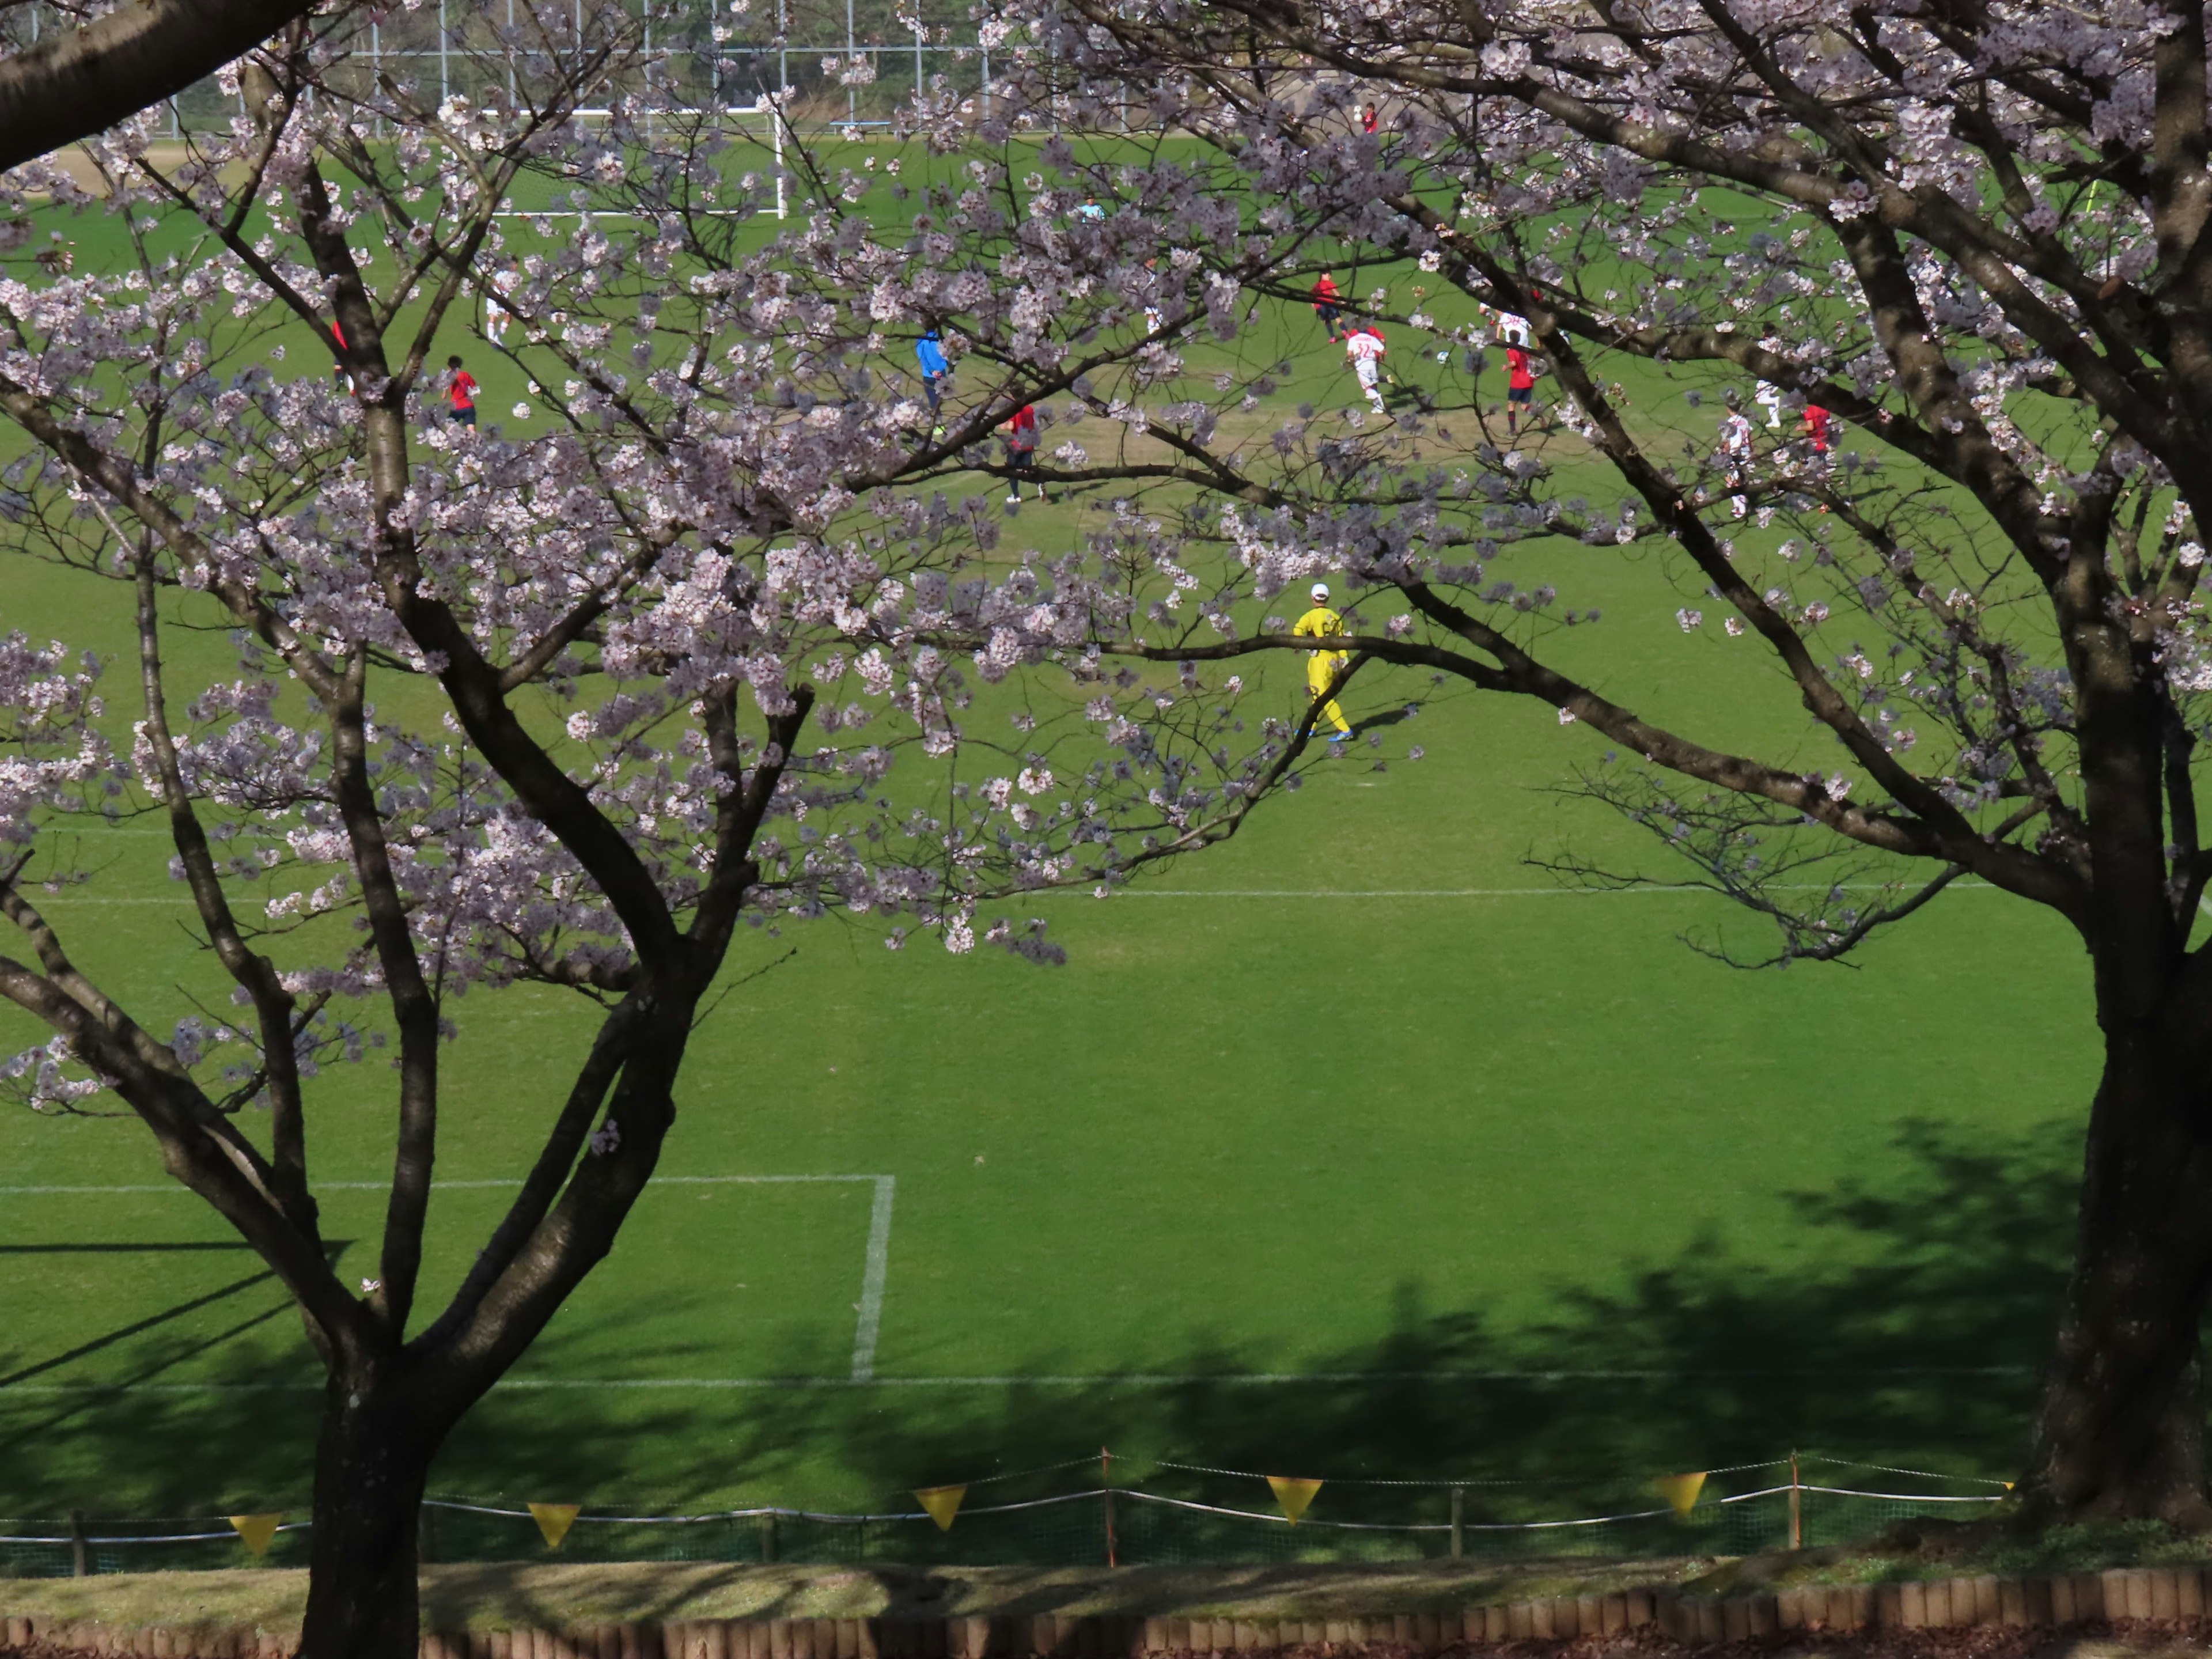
[[0, 1172, 897, 1385]]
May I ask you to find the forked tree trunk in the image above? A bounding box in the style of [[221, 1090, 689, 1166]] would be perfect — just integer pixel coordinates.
[[2024, 1020, 2212, 1524], [297, 1375, 443, 1658]]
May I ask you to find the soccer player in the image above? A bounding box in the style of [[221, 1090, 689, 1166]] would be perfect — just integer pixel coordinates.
[[1802, 400, 1834, 471], [1718, 393, 1755, 517], [1311, 272, 1346, 344], [915, 329, 950, 436], [1003, 402, 1047, 504], [1503, 336, 1536, 434], [1361, 103, 1379, 135], [1801, 400, 1834, 507], [445, 355, 479, 431], [1754, 334, 1785, 427], [1293, 582, 1356, 746], [1345, 323, 1388, 414], [486, 254, 521, 347], [1077, 195, 1107, 223]]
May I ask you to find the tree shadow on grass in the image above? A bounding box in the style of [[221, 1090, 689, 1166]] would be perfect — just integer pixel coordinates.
[[700, 1116, 2077, 1515], [0, 1117, 2084, 1589]]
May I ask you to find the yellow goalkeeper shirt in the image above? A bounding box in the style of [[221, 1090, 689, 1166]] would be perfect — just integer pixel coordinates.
[[1293, 604, 1349, 687]]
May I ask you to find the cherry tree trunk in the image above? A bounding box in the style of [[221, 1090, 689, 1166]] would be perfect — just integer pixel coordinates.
[[297, 1377, 440, 1659], [2024, 1019, 2212, 1524]]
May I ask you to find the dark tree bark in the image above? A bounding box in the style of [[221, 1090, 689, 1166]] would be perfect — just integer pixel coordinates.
[[298, 1373, 445, 1658], [0, 0, 323, 172], [2025, 1014, 2212, 1524]]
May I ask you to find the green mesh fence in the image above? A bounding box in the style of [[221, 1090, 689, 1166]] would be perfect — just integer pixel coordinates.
[[0, 1470, 2006, 1578]]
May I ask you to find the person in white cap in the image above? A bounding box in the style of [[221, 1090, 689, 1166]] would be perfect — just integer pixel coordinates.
[[1291, 582, 1355, 745]]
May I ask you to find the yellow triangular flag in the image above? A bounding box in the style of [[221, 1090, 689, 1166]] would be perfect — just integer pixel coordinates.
[[228, 1513, 283, 1556], [1656, 1472, 1707, 1518], [1267, 1476, 1323, 1525], [914, 1485, 967, 1531], [528, 1502, 581, 1548]]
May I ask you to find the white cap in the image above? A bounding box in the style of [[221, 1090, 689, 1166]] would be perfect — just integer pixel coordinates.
[[1311, 582, 1330, 601]]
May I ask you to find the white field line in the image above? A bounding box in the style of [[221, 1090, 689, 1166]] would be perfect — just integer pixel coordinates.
[[851, 1176, 896, 1382], [0, 1173, 896, 1387], [0, 1365, 2032, 1398]]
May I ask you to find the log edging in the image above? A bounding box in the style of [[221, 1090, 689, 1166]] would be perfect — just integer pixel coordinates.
[[10, 1567, 2212, 1658]]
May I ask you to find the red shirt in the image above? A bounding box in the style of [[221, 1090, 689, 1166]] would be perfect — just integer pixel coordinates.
[[1803, 404, 1831, 448], [1361, 109, 1378, 134], [1312, 276, 1339, 309], [1007, 404, 1036, 446], [1506, 346, 1534, 390], [449, 370, 479, 412]]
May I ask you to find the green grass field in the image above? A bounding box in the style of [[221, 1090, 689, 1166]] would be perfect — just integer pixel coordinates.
[[0, 147, 2103, 1539]]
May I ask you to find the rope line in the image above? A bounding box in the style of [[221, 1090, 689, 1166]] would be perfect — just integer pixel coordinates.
[[1800, 1455, 2012, 1489], [1149, 1455, 1794, 1488], [0, 1484, 2003, 1546]]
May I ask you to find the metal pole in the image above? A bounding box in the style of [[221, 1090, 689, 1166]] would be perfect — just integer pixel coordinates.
[[1449, 1487, 1464, 1559], [439, 0, 450, 107], [981, 41, 988, 120], [773, 105, 786, 218], [1787, 1455, 1802, 1550], [70, 1510, 88, 1578], [506, 0, 516, 106], [914, 19, 922, 107], [1102, 1449, 1118, 1569], [845, 0, 855, 124]]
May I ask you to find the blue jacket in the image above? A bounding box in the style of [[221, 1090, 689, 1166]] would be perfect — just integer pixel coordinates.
[[915, 335, 948, 378]]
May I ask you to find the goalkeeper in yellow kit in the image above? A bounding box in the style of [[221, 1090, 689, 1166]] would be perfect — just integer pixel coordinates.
[[1293, 582, 1355, 747]]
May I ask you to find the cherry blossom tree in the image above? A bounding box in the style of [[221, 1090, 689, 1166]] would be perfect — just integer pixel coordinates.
[[0, 9, 1337, 1652], [941, 0, 2212, 1524]]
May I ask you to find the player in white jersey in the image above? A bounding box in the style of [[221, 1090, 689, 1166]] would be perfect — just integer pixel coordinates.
[[1718, 393, 1756, 518], [1345, 325, 1388, 414]]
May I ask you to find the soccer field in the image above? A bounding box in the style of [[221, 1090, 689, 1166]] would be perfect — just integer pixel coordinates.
[[0, 168, 2097, 1531]]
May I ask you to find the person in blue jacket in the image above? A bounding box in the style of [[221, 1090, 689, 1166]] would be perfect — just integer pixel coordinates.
[[915, 329, 949, 435]]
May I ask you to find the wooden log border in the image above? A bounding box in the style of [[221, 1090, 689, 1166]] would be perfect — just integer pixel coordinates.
[[15, 1569, 2212, 1658]]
